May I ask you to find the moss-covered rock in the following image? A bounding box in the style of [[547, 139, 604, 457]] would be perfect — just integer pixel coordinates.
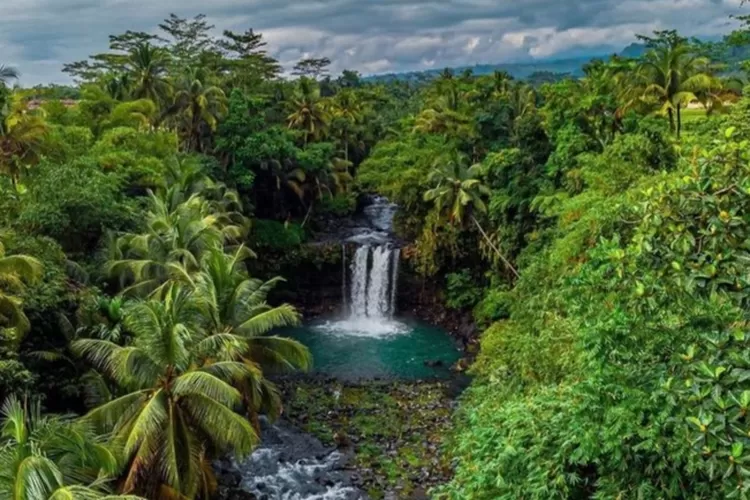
[[279, 379, 456, 498]]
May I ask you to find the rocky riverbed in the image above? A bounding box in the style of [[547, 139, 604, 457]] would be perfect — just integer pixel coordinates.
[[216, 417, 365, 500], [216, 377, 470, 500], [279, 378, 468, 499]]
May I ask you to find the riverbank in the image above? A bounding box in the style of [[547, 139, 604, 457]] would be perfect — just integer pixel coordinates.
[[279, 377, 469, 499], [215, 376, 470, 499], [281, 379, 462, 499]]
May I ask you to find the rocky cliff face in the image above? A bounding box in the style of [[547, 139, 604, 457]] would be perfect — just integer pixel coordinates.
[[397, 271, 478, 352]]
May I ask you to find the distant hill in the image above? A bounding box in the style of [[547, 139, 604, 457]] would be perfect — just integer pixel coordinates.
[[364, 43, 649, 84], [364, 56, 593, 84], [619, 43, 647, 59]]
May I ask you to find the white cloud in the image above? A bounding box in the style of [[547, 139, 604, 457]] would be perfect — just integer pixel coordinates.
[[0, 0, 745, 85]]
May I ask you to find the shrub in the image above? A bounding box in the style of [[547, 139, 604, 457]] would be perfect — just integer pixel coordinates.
[[445, 270, 482, 310], [251, 219, 306, 250]]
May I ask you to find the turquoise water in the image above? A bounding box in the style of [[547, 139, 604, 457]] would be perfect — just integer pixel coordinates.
[[281, 318, 462, 380]]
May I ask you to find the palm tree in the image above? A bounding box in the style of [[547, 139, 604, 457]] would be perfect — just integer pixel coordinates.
[[326, 156, 354, 195], [103, 73, 132, 101], [102, 99, 158, 131], [424, 153, 519, 279], [0, 395, 139, 500], [633, 32, 718, 137], [0, 96, 49, 187], [413, 77, 475, 142], [287, 77, 330, 146], [28, 298, 126, 401], [72, 286, 258, 498], [0, 235, 42, 341], [108, 192, 244, 298], [330, 89, 363, 161], [490, 71, 513, 98], [166, 68, 227, 153], [126, 43, 171, 105], [0, 66, 19, 85], [194, 247, 309, 428]]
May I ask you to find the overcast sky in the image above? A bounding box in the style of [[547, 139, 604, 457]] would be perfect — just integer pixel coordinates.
[[0, 0, 745, 86]]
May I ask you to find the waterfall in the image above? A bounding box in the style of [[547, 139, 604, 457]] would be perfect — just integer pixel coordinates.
[[349, 246, 370, 318], [389, 248, 400, 316], [366, 247, 392, 318], [318, 197, 407, 336], [346, 245, 399, 320]]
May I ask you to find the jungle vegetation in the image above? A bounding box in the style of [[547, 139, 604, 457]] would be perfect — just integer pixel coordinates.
[[2, 9, 750, 500]]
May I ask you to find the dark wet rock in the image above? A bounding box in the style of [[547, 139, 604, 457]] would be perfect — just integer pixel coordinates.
[[398, 274, 479, 352], [216, 488, 257, 500], [215, 417, 366, 499], [424, 359, 445, 368], [334, 430, 352, 448], [311, 195, 402, 248], [451, 358, 471, 373]]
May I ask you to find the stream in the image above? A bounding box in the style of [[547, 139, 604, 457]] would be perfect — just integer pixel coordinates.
[[219, 196, 460, 499], [216, 418, 363, 500]]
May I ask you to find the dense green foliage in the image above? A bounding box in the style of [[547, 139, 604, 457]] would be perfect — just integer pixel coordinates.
[[0, 13, 413, 499], [4, 8, 750, 500], [357, 22, 750, 500], [394, 31, 750, 500]]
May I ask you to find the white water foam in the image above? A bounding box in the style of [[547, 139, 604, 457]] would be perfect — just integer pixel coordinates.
[[237, 448, 359, 500], [313, 317, 409, 338]]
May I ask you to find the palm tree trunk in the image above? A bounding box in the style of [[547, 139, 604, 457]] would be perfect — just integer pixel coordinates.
[[667, 107, 675, 133], [471, 215, 520, 279], [676, 103, 682, 139]]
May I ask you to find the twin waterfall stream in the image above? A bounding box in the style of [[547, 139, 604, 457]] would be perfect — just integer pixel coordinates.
[[346, 245, 400, 321]]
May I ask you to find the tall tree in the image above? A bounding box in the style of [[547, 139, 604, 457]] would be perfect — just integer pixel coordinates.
[[166, 68, 227, 152], [73, 286, 258, 498], [0, 97, 49, 187], [330, 89, 364, 161], [0, 395, 137, 500], [194, 247, 309, 427], [219, 29, 281, 85], [287, 78, 330, 146], [159, 14, 216, 71], [108, 191, 246, 298], [633, 30, 718, 137], [424, 153, 519, 278], [292, 57, 331, 79], [0, 234, 42, 341], [63, 31, 164, 82], [125, 43, 172, 105]]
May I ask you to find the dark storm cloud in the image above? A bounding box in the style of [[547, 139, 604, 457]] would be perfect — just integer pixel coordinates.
[[0, 0, 745, 85]]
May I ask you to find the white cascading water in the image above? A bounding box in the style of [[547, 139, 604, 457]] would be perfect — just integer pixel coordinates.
[[365, 246, 392, 319], [318, 244, 405, 337], [341, 245, 347, 314], [349, 246, 370, 318], [389, 248, 400, 317], [317, 196, 407, 337], [347, 245, 399, 321]]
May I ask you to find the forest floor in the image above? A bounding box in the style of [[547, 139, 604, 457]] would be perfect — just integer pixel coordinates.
[[278, 377, 470, 499]]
